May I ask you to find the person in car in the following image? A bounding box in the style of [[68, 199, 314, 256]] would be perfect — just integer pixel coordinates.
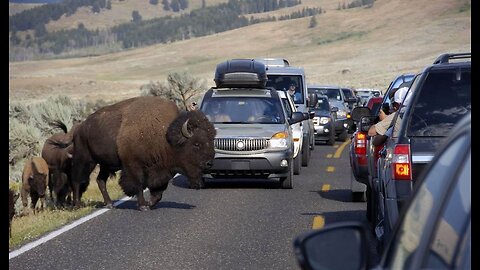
[[368, 86, 408, 139], [206, 102, 231, 122], [288, 83, 301, 103]]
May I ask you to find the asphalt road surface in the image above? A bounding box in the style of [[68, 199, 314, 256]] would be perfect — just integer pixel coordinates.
[[9, 139, 379, 270]]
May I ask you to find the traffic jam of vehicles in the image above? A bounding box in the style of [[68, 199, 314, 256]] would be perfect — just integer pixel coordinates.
[[200, 55, 471, 269], [10, 55, 470, 270]]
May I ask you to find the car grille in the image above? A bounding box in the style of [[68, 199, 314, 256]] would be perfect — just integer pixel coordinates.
[[214, 138, 269, 151]]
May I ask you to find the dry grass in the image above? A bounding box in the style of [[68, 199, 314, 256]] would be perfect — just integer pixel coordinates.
[[9, 168, 124, 251], [9, 0, 470, 104]]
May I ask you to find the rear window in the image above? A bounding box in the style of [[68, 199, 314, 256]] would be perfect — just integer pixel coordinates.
[[407, 68, 471, 136], [309, 88, 342, 101], [266, 75, 304, 104]]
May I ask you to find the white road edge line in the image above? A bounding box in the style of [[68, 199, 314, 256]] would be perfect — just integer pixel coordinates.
[[9, 195, 131, 260]]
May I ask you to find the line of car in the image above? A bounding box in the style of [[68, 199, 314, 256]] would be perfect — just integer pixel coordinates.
[[294, 52, 471, 269]]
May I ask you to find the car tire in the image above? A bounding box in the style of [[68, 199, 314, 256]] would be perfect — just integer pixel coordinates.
[[280, 161, 293, 189], [301, 141, 310, 167], [293, 155, 301, 175], [338, 129, 348, 141], [327, 132, 335, 145], [352, 191, 367, 202]]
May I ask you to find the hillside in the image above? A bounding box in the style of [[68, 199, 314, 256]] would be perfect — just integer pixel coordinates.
[[9, 0, 471, 103]]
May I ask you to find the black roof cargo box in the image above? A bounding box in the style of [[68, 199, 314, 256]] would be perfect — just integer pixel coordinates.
[[214, 59, 267, 88]]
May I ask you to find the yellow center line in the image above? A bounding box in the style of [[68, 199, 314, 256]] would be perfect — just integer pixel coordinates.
[[334, 140, 350, 158], [312, 216, 325, 229], [326, 154, 333, 158], [326, 166, 335, 172], [321, 184, 330, 192]]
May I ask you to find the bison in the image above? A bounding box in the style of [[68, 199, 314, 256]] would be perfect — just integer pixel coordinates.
[[9, 189, 19, 238], [21, 156, 49, 215], [71, 96, 216, 210], [41, 120, 80, 207]]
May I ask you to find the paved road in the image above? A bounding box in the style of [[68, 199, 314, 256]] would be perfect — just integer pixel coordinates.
[[10, 139, 377, 270]]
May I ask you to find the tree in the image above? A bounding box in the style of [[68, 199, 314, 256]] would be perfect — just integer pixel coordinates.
[[92, 2, 101, 13], [132, 10, 142, 22], [106, 0, 112, 9], [140, 72, 207, 110], [202, 0, 206, 8], [150, 0, 159, 5], [309, 15, 317, 28], [162, 0, 170, 10], [170, 0, 180, 12], [178, 0, 188, 10]]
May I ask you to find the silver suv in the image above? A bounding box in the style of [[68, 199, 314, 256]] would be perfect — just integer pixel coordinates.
[[200, 87, 305, 188]]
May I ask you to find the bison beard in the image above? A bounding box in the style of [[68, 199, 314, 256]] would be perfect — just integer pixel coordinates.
[[71, 96, 216, 211]]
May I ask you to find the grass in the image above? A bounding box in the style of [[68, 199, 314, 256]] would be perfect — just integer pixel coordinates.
[[315, 31, 368, 45], [9, 175, 125, 251]]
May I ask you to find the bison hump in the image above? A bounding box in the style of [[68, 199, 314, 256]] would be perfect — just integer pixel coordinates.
[[117, 97, 179, 162]]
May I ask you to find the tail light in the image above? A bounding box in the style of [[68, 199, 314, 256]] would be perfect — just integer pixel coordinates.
[[391, 144, 412, 181], [354, 132, 367, 155]]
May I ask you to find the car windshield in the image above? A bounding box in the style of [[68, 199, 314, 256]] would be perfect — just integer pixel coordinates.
[[309, 88, 342, 101], [314, 98, 330, 111], [201, 97, 285, 124], [266, 75, 304, 104], [342, 89, 354, 99]]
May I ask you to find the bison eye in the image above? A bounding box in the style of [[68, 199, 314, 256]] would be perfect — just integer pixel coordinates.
[[193, 142, 200, 148]]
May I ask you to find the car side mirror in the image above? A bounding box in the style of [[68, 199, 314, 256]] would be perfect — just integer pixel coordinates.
[[294, 222, 368, 270], [351, 107, 371, 122], [359, 116, 375, 132], [331, 107, 339, 112], [290, 112, 305, 125], [308, 93, 318, 108]]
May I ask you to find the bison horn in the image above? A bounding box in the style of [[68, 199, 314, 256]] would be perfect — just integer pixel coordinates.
[[181, 119, 193, 138]]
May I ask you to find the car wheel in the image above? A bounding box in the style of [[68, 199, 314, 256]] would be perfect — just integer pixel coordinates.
[[280, 161, 293, 189], [301, 141, 310, 167], [327, 132, 335, 145], [293, 155, 301, 175], [338, 129, 348, 141], [352, 191, 367, 202]]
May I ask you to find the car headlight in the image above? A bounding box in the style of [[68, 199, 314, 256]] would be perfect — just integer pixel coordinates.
[[336, 110, 347, 118], [319, 117, 330, 124], [269, 132, 288, 149]]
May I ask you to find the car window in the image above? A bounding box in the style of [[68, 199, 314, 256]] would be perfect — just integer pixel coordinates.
[[424, 152, 471, 269], [201, 97, 285, 124], [266, 75, 304, 104], [314, 98, 330, 111], [342, 88, 354, 99], [407, 69, 471, 136], [309, 88, 342, 101], [386, 135, 468, 269], [281, 98, 293, 118]]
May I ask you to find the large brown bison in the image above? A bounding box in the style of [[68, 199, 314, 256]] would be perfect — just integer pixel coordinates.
[[21, 156, 49, 215], [71, 96, 216, 210], [42, 120, 80, 207], [9, 189, 19, 238]]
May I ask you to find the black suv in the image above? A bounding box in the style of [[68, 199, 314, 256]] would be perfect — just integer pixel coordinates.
[[373, 52, 471, 249]]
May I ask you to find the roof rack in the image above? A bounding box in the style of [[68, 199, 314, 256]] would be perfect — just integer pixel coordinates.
[[433, 53, 471, 64]]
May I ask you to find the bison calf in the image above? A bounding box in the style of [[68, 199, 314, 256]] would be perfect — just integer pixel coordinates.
[[21, 157, 49, 215], [9, 189, 19, 238]]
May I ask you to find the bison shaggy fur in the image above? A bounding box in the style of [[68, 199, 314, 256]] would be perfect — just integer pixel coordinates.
[[71, 96, 216, 210]]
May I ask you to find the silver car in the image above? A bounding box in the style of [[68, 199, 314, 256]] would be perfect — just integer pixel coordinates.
[[199, 87, 305, 189]]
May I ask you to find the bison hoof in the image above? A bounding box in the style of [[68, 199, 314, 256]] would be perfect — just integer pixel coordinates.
[[138, 205, 150, 211], [104, 203, 114, 209]]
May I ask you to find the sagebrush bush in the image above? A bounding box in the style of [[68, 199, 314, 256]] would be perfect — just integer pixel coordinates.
[[9, 95, 115, 184]]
